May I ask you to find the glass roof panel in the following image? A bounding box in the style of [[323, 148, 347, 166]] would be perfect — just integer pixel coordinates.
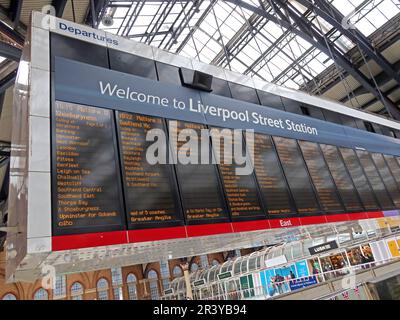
[[99, 0, 400, 91]]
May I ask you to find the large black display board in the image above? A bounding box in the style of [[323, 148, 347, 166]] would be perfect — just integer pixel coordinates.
[[319, 144, 363, 212], [371, 153, 400, 207], [116, 111, 183, 229], [169, 120, 230, 224], [251, 133, 295, 215], [273, 136, 320, 214], [298, 141, 344, 212], [339, 148, 379, 210], [356, 150, 394, 210], [51, 101, 125, 235], [210, 127, 265, 221]]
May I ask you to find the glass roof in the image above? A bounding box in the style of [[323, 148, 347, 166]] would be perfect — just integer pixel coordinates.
[[99, 0, 400, 90]]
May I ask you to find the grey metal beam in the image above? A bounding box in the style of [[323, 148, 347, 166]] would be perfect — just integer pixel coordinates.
[[51, 0, 68, 17], [0, 42, 22, 61], [175, 0, 217, 53], [0, 21, 24, 46], [297, 0, 400, 88], [300, 15, 400, 95], [0, 69, 17, 96], [362, 85, 400, 110], [224, 0, 400, 119], [86, 0, 110, 28], [340, 60, 400, 104], [8, 0, 23, 27]]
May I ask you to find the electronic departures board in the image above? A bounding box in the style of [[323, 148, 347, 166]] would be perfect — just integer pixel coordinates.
[[51, 101, 400, 235]]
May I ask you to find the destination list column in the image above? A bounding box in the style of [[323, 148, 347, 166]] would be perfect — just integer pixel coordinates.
[[52, 101, 125, 235]]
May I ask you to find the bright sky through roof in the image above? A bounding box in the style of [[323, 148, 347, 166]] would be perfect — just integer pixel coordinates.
[[99, 0, 400, 90]]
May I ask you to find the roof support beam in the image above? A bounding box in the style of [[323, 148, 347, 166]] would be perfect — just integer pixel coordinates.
[[340, 60, 400, 104], [0, 69, 17, 96], [175, 0, 217, 53], [296, 0, 400, 88], [0, 21, 24, 46], [86, 0, 110, 28], [8, 0, 23, 28], [224, 0, 400, 120], [51, 0, 68, 18], [0, 42, 22, 61]]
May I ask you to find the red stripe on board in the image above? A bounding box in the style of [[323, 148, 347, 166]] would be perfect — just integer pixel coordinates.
[[52, 231, 127, 251], [128, 226, 186, 243], [298, 215, 328, 226], [347, 212, 368, 220], [186, 223, 233, 237], [325, 213, 350, 223], [269, 217, 301, 229], [231, 219, 270, 233], [365, 211, 384, 219]]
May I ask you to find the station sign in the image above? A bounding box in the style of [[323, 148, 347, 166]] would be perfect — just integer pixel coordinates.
[[217, 271, 232, 280], [308, 240, 339, 255]]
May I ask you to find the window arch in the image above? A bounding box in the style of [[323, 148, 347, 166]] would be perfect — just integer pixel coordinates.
[[70, 282, 84, 300], [190, 262, 199, 272], [97, 278, 109, 300], [126, 273, 138, 300], [173, 265, 183, 278], [2, 293, 17, 300], [147, 269, 159, 300], [33, 288, 48, 300]]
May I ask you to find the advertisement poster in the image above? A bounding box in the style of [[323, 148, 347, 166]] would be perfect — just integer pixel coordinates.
[[347, 244, 375, 266], [259, 260, 318, 297]]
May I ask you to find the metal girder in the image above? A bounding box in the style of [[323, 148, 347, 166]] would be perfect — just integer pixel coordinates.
[[340, 60, 400, 104], [86, 0, 110, 28], [296, 0, 400, 88], [51, 0, 68, 18], [162, 0, 203, 51], [146, 1, 177, 45], [224, 0, 400, 120], [0, 21, 24, 46], [8, 0, 23, 27], [0, 41, 22, 61], [300, 14, 400, 96], [0, 161, 9, 201], [0, 69, 17, 96], [361, 85, 400, 110], [175, 0, 217, 53]]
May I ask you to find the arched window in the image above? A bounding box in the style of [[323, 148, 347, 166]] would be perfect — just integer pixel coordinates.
[[2, 293, 17, 300], [147, 270, 159, 300], [97, 278, 109, 300], [190, 262, 199, 272], [33, 288, 48, 300], [212, 259, 220, 266], [126, 273, 137, 300], [173, 266, 183, 278], [70, 282, 84, 300]]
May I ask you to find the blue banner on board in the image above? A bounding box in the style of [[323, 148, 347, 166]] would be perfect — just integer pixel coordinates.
[[54, 56, 400, 156]]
